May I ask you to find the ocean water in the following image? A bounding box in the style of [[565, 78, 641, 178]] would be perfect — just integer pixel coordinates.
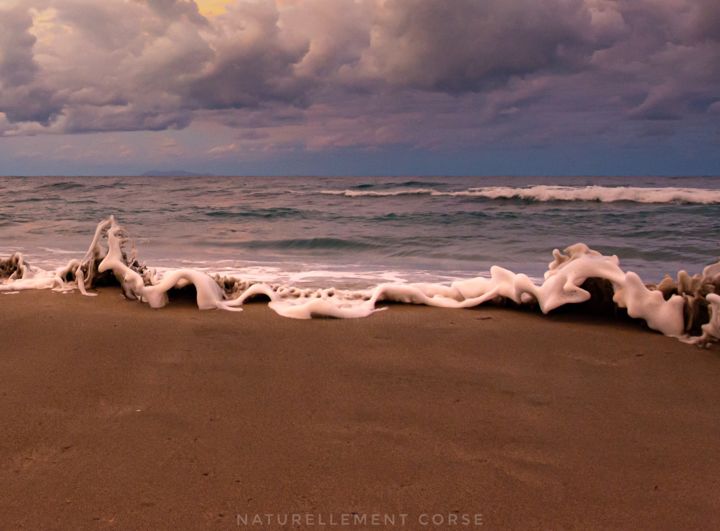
[[1, 175, 719, 287]]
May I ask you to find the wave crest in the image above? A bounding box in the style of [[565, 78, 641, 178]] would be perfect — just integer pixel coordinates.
[[320, 185, 720, 204]]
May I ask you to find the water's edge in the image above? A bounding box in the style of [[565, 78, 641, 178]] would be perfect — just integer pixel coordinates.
[[2, 217, 718, 347]]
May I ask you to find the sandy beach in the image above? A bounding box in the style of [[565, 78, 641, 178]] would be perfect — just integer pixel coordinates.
[[1, 289, 719, 529], [5, 0, 720, 528]]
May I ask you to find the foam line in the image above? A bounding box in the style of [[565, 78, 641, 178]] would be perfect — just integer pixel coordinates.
[[1, 217, 718, 346], [319, 185, 720, 204]]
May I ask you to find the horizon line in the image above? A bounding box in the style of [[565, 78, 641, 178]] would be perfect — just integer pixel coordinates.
[[2, 173, 720, 179]]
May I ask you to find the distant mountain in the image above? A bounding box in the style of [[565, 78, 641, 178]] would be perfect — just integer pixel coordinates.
[[141, 170, 211, 177]]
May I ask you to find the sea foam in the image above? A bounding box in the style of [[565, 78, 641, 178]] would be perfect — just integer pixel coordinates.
[[1, 217, 719, 346], [320, 185, 720, 204]]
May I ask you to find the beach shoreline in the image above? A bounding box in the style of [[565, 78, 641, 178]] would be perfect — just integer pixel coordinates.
[[1, 289, 719, 529]]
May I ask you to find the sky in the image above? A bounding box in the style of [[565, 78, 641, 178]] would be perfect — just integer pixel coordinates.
[[0, 0, 718, 176]]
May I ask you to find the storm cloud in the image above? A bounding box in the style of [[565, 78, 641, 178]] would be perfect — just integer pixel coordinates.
[[0, 0, 718, 156]]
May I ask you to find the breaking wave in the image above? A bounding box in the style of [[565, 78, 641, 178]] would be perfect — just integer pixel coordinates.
[[319, 185, 720, 204], [1, 217, 719, 347]]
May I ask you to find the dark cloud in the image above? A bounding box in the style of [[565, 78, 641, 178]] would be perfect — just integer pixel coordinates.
[[0, 6, 38, 87], [184, 2, 309, 109], [142, 0, 208, 25], [60, 105, 193, 134], [0, 0, 717, 150], [2, 87, 62, 125], [591, 1, 720, 122], [360, 0, 596, 92], [0, 5, 63, 125], [693, 0, 720, 41]]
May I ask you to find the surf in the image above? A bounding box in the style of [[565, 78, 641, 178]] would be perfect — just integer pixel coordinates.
[[318, 185, 720, 204], [1, 217, 719, 347]]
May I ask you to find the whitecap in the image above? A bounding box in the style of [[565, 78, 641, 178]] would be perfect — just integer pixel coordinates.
[[318, 185, 720, 204]]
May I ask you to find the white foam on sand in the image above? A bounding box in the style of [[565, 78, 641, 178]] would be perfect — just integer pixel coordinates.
[[1, 217, 719, 346]]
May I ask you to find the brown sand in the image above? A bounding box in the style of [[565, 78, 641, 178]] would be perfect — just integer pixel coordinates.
[[1, 289, 719, 530]]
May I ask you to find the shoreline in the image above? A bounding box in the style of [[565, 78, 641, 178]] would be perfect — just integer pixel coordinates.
[[1, 289, 719, 528]]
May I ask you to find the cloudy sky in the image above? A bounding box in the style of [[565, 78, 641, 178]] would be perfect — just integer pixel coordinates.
[[0, 0, 718, 176]]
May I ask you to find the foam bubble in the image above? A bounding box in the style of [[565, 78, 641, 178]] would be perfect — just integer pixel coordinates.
[[1, 217, 719, 346]]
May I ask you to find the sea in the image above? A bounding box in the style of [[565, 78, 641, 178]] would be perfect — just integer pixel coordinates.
[[1, 175, 719, 287]]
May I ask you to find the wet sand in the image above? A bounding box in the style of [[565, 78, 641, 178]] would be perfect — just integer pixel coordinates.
[[1, 289, 719, 529]]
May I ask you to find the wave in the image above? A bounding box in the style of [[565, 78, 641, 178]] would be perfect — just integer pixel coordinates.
[[231, 237, 381, 251], [37, 181, 84, 191], [1, 217, 719, 346], [204, 207, 305, 220], [350, 180, 447, 190], [320, 188, 438, 197], [319, 185, 720, 204]]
